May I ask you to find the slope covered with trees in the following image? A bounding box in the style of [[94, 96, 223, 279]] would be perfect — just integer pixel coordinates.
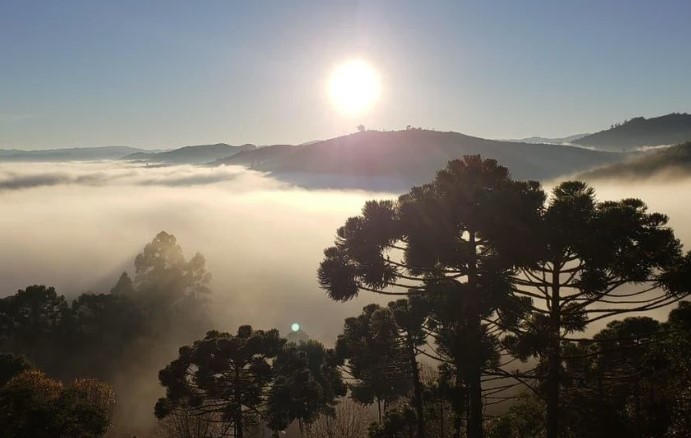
[[123, 143, 257, 164], [575, 113, 691, 151], [0, 231, 213, 437], [580, 141, 691, 181]]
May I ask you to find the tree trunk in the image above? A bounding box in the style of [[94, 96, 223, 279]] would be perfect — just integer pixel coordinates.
[[634, 379, 641, 431], [466, 231, 484, 438], [467, 365, 483, 438], [407, 335, 426, 438], [235, 365, 244, 438], [546, 263, 561, 438], [440, 391, 445, 438], [452, 373, 464, 438]]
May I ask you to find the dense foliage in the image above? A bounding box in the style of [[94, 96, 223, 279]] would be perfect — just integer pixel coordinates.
[[0, 355, 115, 438], [319, 156, 691, 438]]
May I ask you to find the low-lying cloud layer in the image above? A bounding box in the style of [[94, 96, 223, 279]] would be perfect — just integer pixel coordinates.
[[0, 161, 397, 339], [2, 161, 690, 337], [0, 161, 282, 190], [1, 160, 690, 435]]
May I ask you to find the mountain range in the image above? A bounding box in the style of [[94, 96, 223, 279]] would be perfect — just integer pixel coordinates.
[[215, 130, 622, 190], [508, 133, 589, 145], [122, 143, 257, 164], [2, 112, 691, 189], [0, 146, 143, 162]]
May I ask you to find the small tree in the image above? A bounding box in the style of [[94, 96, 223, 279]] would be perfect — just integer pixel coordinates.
[[156, 326, 285, 438], [388, 298, 429, 437], [335, 304, 412, 420], [306, 398, 372, 438], [267, 340, 346, 436], [157, 409, 232, 438]]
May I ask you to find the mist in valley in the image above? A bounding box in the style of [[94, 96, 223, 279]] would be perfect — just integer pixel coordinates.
[[0, 161, 397, 335], [1, 160, 690, 436], [0, 161, 399, 435]]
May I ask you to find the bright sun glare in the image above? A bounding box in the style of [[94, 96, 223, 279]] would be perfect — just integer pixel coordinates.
[[328, 59, 381, 116]]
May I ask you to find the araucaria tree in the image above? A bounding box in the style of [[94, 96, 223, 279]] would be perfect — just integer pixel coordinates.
[[156, 327, 346, 437], [335, 304, 412, 421], [156, 326, 285, 438], [267, 340, 346, 436], [318, 156, 546, 438], [335, 300, 428, 437], [505, 181, 690, 438]]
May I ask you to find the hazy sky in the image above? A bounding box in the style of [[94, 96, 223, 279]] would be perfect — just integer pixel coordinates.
[[2, 0, 690, 149]]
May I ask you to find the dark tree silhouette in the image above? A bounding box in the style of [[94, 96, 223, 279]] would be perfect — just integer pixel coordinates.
[[109, 272, 135, 296], [267, 340, 346, 436], [66, 293, 144, 378], [0, 368, 115, 438], [155, 326, 284, 438], [388, 298, 429, 437], [0, 285, 70, 370], [335, 304, 412, 421], [368, 405, 418, 438], [665, 301, 691, 437], [134, 231, 211, 309], [319, 156, 545, 438], [0, 353, 34, 387], [504, 182, 688, 438], [492, 301, 691, 437], [486, 393, 545, 438]]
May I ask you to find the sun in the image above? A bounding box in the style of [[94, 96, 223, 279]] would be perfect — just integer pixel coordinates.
[[327, 59, 381, 116]]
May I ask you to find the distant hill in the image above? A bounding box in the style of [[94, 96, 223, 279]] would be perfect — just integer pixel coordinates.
[[509, 133, 590, 145], [574, 113, 691, 152], [579, 142, 691, 181], [213, 145, 294, 167], [123, 143, 256, 164], [0, 146, 143, 162], [216, 130, 626, 190]]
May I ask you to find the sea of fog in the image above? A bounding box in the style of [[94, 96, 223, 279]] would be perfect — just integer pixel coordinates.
[[0, 161, 400, 343], [1, 160, 691, 340], [1, 160, 690, 434]]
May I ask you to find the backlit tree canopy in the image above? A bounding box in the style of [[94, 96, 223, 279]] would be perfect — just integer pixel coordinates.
[[319, 156, 546, 438], [318, 156, 691, 438]]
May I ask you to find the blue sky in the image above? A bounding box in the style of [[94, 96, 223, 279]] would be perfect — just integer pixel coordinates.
[[1, 0, 690, 149]]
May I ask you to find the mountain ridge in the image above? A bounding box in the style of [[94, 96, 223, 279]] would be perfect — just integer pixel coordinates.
[[122, 143, 257, 165], [579, 141, 691, 181], [574, 113, 691, 151], [215, 129, 626, 190], [0, 146, 145, 162]]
